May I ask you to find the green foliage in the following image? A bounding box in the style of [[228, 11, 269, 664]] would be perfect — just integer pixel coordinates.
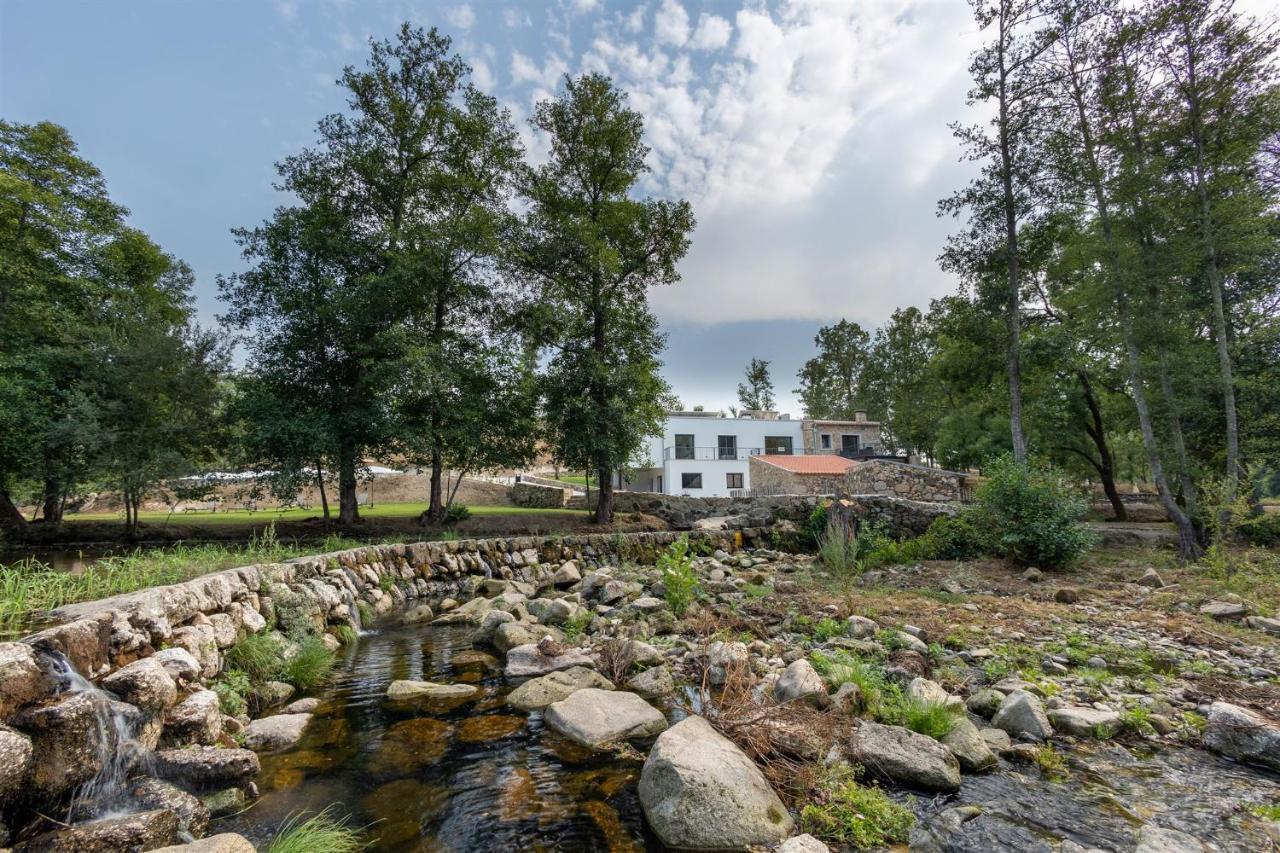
[[267, 808, 363, 853], [212, 669, 252, 717], [443, 503, 472, 524], [969, 456, 1096, 569], [804, 504, 829, 551], [918, 514, 987, 561], [561, 610, 593, 639], [811, 617, 847, 643], [742, 583, 772, 599], [1032, 745, 1068, 781], [811, 651, 889, 715], [225, 632, 287, 683], [799, 764, 914, 847], [1119, 706, 1156, 737], [356, 601, 374, 626], [881, 695, 961, 740], [282, 636, 336, 690], [737, 357, 775, 411], [1240, 513, 1280, 548], [1250, 802, 1280, 822], [659, 536, 700, 618], [795, 320, 872, 421], [332, 625, 358, 646]]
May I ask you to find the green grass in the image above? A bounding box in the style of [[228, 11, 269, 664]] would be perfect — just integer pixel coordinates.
[[811, 651, 889, 715], [333, 624, 358, 646], [561, 610, 593, 639], [885, 696, 961, 740], [1250, 802, 1280, 821], [59, 502, 586, 525], [799, 764, 914, 847], [225, 632, 288, 682], [283, 636, 337, 689], [267, 808, 363, 853]]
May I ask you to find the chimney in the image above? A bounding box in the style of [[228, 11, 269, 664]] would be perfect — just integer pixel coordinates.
[[855, 410, 867, 422]]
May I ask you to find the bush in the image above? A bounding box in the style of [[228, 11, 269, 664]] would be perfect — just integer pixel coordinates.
[[970, 455, 1096, 569], [799, 764, 914, 847], [659, 536, 700, 618], [1240, 513, 1280, 548], [918, 514, 987, 560], [267, 808, 362, 853], [212, 669, 252, 716], [282, 636, 336, 690], [443, 503, 471, 524], [225, 633, 286, 682]]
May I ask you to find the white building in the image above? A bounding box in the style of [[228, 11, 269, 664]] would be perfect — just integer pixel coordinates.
[[626, 410, 807, 497]]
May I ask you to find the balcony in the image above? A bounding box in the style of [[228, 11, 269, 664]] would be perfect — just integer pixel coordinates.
[[664, 446, 763, 462]]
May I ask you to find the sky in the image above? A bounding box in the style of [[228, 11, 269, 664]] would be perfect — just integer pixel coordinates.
[[2, 0, 996, 414]]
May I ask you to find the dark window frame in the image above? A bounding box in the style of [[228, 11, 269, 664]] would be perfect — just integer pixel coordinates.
[[674, 434, 695, 460], [764, 436, 794, 455], [726, 472, 744, 490], [717, 434, 738, 460], [841, 434, 860, 453], [681, 472, 703, 489], [820, 433, 832, 449]]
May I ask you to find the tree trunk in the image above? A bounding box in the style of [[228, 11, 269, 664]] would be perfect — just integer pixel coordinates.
[[1077, 370, 1126, 522], [337, 441, 360, 525], [0, 488, 27, 531], [997, 11, 1027, 465], [42, 478, 64, 524], [424, 444, 445, 524], [591, 290, 613, 524], [315, 461, 330, 521], [594, 462, 613, 525], [1154, 346, 1198, 521]]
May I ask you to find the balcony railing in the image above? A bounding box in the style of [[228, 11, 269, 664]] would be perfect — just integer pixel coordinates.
[[664, 446, 763, 461]]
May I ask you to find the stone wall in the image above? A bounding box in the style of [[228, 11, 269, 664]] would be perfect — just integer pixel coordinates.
[[609, 491, 822, 529], [840, 494, 957, 536], [844, 459, 971, 503], [509, 481, 570, 508], [747, 458, 848, 496]]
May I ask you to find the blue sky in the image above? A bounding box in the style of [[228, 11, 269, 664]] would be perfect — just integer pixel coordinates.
[[2, 0, 1003, 413]]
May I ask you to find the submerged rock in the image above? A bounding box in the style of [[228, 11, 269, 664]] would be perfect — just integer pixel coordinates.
[[848, 721, 961, 792], [544, 688, 667, 748], [385, 680, 478, 702], [941, 718, 997, 772], [506, 667, 614, 711], [1203, 701, 1280, 771], [639, 714, 793, 850]]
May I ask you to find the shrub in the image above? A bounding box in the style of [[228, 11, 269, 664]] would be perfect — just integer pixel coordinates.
[[811, 617, 847, 643], [804, 504, 830, 550], [799, 764, 914, 847], [882, 695, 961, 740], [811, 651, 889, 715], [225, 633, 286, 682], [970, 455, 1096, 569], [919, 514, 987, 560], [1240, 513, 1280, 548], [282, 636, 336, 690], [817, 529, 860, 574], [267, 808, 362, 853], [443, 503, 471, 524], [212, 669, 252, 716], [659, 536, 700, 618]]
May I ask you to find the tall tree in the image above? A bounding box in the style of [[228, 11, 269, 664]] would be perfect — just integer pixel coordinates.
[[516, 73, 694, 524], [795, 319, 870, 420], [861, 307, 941, 458], [941, 0, 1059, 464], [736, 358, 776, 411]]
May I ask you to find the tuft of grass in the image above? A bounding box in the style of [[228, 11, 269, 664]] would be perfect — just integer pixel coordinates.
[[332, 624, 358, 646], [1119, 706, 1156, 737], [561, 610, 593, 640], [267, 808, 363, 853], [742, 583, 772, 599], [1032, 745, 1068, 781], [283, 636, 337, 690], [812, 617, 847, 643], [1250, 802, 1280, 822], [225, 632, 287, 682], [811, 651, 889, 716], [799, 764, 914, 847], [884, 695, 961, 740], [356, 600, 374, 626]]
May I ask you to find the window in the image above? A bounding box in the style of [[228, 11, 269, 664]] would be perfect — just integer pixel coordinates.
[[726, 472, 744, 490], [674, 434, 694, 460], [717, 435, 738, 460], [841, 434, 860, 453], [681, 472, 703, 489], [820, 434, 832, 449], [764, 436, 793, 455]]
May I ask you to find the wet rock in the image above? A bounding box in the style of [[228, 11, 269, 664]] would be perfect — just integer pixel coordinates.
[[640, 714, 792, 850], [400, 604, 435, 624], [370, 717, 452, 777], [1135, 824, 1207, 852], [14, 808, 178, 852], [129, 777, 210, 838], [992, 690, 1053, 742], [282, 697, 321, 714], [774, 659, 828, 706], [164, 689, 223, 746], [457, 715, 526, 743], [0, 725, 34, 799], [1137, 568, 1166, 588], [152, 834, 256, 853], [0, 643, 58, 717], [980, 727, 1012, 751], [100, 656, 178, 712], [15, 691, 119, 798], [848, 721, 961, 792], [907, 805, 984, 853], [505, 643, 594, 678], [243, 712, 312, 752], [1048, 707, 1121, 739], [471, 609, 516, 645], [1203, 701, 1280, 771], [452, 649, 500, 673], [492, 621, 561, 655], [629, 665, 676, 700], [941, 718, 997, 771], [386, 680, 479, 702], [152, 746, 260, 789], [967, 688, 1006, 719], [200, 787, 247, 817], [545, 689, 667, 748], [506, 667, 614, 710], [431, 595, 494, 625]]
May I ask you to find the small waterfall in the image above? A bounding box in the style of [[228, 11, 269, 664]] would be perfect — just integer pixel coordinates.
[[45, 652, 147, 821]]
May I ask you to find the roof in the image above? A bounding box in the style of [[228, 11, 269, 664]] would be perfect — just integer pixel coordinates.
[[751, 454, 856, 475]]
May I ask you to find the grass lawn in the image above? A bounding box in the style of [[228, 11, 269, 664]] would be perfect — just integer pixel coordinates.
[[61, 502, 587, 526], [556, 474, 590, 486]]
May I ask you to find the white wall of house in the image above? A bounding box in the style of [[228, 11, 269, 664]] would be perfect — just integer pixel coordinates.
[[628, 414, 807, 497]]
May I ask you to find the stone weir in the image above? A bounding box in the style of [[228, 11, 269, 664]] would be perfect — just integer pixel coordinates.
[[0, 526, 757, 849]]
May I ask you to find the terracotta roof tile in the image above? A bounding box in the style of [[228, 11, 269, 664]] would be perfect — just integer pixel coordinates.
[[752, 455, 855, 475]]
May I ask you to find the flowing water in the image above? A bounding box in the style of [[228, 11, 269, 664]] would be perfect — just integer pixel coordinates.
[[220, 623, 663, 851], [214, 620, 1280, 852]]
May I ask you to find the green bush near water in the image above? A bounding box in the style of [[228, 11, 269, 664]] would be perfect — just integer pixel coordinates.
[[799, 764, 914, 847]]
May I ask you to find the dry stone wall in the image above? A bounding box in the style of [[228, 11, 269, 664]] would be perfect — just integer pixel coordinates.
[[845, 459, 971, 503], [509, 481, 571, 508]]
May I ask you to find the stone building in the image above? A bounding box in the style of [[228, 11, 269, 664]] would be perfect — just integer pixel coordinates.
[[748, 454, 856, 495], [801, 411, 883, 456]]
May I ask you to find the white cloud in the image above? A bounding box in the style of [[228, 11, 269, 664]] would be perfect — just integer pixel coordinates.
[[275, 0, 298, 21], [447, 3, 475, 30], [654, 0, 690, 47], [472, 57, 495, 92], [570, 0, 601, 12], [503, 7, 531, 28], [511, 51, 569, 90], [688, 13, 731, 50]]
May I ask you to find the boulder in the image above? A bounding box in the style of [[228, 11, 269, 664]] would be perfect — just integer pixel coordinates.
[[629, 665, 676, 700], [554, 561, 582, 586], [163, 689, 223, 746], [848, 721, 961, 792], [14, 808, 178, 852], [256, 681, 294, 708], [1134, 825, 1207, 853], [16, 691, 129, 798], [940, 718, 997, 772], [907, 677, 963, 711], [1203, 701, 1280, 771], [992, 690, 1053, 741], [492, 622, 561, 655], [385, 680, 478, 702], [544, 689, 667, 748], [0, 725, 34, 799], [431, 596, 493, 625], [774, 660, 828, 706], [1200, 601, 1247, 621], [777, 834, 830, 853], [506, 667, 614, 711], [128, 777, 210, 838], [101, 657, 178, 712], [639, 715, 793, 850], [401, 604, 435, 624], [0, 643, 57, 717], [200, 787, 247, 817], [242, 712, 312, 753], [1136, 568, 1166, 588], [151, 648, 202, 684], [152, 747, 260, 790], [152, 835, 256, 853], [846, 615, 878, 639], [707, 641, 749, 686], [966, 688, 1006, 719], [505, 643, 594, 679], [471, 610, 516, 646], [1047, 707, 1121, 739]]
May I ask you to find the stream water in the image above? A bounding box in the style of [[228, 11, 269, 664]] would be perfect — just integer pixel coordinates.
[[211, 621, 1280, 852]]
